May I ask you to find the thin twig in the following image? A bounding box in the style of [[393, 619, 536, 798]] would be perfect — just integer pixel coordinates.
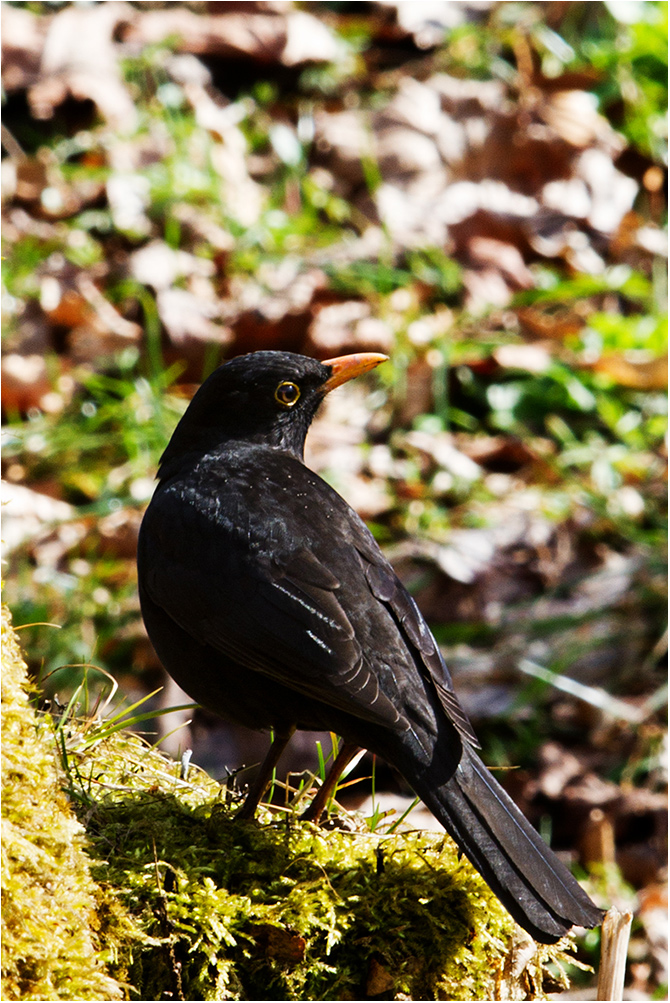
[[597, 906, 633, 1002]]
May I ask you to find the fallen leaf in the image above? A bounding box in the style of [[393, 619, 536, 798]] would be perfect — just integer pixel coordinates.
[[126, 7, 342, 69], [377, 77, 445, 137], [250, 924, 306, 963], [125, 8, 287, 62], [516, 306, 584, 341], [307, 299, 393, 357], [96, 508, 143, 560], [535, 741, 584, 800], [156, 288, 233, 348], [379, 0, 472, 49], [466, 236, 534, 289], [106, 173, 151, 236], [0, 481, 75, 554], [493, 343, 553, 374], [1, 4, 47, 92], [577, 148, 638, 235], [14, 157, 49, 204], [541, 89, 623, 152], [282, 10, 345, 66], [593, 353, 668, 390], [460, 435, 545, 471], [2, 353, 52, 414], [28, 2, 137, 132], [129, 241, 216, 292], [366, 955, 395, 995], [314, 108, 372, 185]]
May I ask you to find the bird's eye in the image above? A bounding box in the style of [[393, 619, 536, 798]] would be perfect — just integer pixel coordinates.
[[274, 381, 301, 407]]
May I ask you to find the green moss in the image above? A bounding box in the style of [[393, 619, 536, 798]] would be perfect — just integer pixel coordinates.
[[3, 605, 583, 1000], [1, 605, 124, 1001], [66, 734, 578, 1001]]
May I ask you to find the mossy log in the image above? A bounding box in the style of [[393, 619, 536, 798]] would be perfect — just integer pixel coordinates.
[[2, 606, 582, 1001]]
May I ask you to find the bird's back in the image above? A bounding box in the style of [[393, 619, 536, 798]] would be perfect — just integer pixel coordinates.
[[139, 443, 458, 749]]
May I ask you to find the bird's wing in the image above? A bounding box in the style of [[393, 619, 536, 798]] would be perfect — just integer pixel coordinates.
[[140, 488, 403, 730], [356, 543, 480, 749]]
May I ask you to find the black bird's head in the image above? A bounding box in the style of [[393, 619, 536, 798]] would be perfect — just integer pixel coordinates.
[[158, 350, 388, 478]]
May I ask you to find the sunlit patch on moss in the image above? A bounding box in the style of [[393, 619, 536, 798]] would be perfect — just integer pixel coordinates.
[[1, 605, 125, 1002]]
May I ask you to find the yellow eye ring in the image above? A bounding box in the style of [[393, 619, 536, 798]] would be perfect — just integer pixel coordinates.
[[274, 381, 301, 407]]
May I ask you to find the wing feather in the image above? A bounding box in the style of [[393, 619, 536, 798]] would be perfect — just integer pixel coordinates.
[[141, 491, 400, 728], [362, 553, 480, 748]]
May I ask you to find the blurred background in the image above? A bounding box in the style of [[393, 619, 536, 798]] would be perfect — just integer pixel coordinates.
[[1, 1, 667, 997]]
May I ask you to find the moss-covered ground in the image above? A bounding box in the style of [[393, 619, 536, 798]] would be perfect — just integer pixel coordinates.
[[1, 605, 125, 1002], [2, 605, 587, 1001]]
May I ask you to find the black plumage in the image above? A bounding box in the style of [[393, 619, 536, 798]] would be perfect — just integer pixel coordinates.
[[137, 349, 602, 943]]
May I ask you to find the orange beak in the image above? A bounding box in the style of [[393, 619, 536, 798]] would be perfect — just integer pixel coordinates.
[[322, 353, 389, 393]]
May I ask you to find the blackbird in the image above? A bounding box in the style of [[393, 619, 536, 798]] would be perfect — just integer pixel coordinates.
[[138, 349, 602, 943]]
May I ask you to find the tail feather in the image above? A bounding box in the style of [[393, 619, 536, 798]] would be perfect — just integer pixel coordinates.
[[410, 745, 602, 943]]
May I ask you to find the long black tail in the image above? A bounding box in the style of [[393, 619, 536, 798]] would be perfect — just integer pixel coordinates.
[[406, 743, 603, 943]]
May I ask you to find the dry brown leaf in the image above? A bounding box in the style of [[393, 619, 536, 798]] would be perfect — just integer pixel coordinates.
[[179, 82, 264, 227], [39, 270, 141, 350], [127, 7, 341, 68], [516, 306, 585, 341], [493, 343, 552, 374], [314, 108, 372, 184], [129, 241, 216, 292], [41, 281, 90, 328], [14, 157, 48, 204], [429, 72, 506, 116], [462, 266, 516, 310], [376, 126, 442, 176], [393, 357, 434, 425], [535, 741, 584, 800], [2, 353, 52, 415], [593, 353, 668, 390], [0, 481, 77, 556], [577, 148, 638, 235], [366, 956, 395, 996], [249, 924, 306, 963], [223, 266, 330, 354], [106, 173, 151, 237], [60, 278, 141, 362], [541, 89, 623, 152], [156, 288, 233, 348], [28, 2, 137, 131], [281, 9, 344, 66], [379, 1, 476, 49], [467, 236, 534, 286], [7, 149, 104, 220], [460, 435, 544, 471], [96, 508, 143, 560], [1, 4, 47, 92], [171, 203, 236, 254], [307, 299, 393, 358], [125, 8, 286, 61], [449, 201, 536, 250], [376, 77, 445, 137]]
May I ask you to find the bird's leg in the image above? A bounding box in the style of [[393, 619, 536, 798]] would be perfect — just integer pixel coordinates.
[[236, 726, 296, 820], [301, 742, 362, 823]]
